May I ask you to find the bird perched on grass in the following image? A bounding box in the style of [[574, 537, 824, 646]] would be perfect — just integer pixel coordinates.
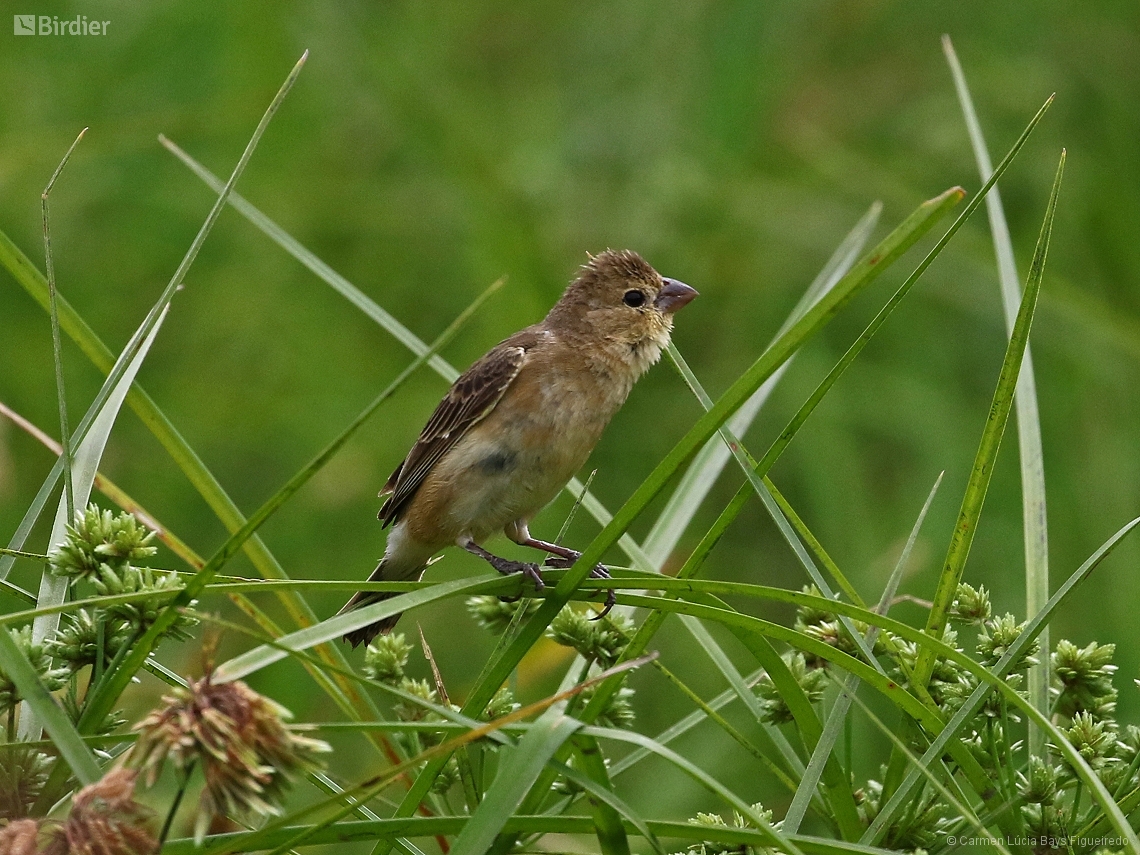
[[339, 249, 697, 647]]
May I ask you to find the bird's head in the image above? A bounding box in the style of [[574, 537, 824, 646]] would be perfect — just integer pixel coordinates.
[[547, 249, 698, 375]]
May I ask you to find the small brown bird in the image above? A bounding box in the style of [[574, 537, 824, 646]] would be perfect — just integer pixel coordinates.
[[339, 249, 697, 647]]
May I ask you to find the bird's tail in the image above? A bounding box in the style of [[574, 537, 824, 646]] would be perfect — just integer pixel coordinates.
[[337, 556, 427, 649]]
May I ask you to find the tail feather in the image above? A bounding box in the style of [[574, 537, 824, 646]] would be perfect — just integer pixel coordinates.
[[338, 557, 426, 649], [341, 596, 401, 648]]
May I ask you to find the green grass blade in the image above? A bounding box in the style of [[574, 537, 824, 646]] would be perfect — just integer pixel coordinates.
[[216, 574, 512, 681], [0, 577, 36, 604], [568, 740, 635, 855], [609, 670, 761, 777], [450, 711, 582, 855], [643, 202, 882, 567], [0, 456, 66, 583], [681, 616, 767, 724], [943, 33, 1051, 752], [599, 592, 994, 815], [671, 617, 806, 782], [597, 584, 996, 783], [0, 626, 101, 784], [914, 149, 1065, 688], [306, 771, 384, 824], [158, 134, 458, 383], [41, 126, 88, 526], [664, 344, 878, 667], [754, 479, 880, 669], [783, 473, 942, 832], [164, 816, 901, 855], [553, 747, 661, 855], [82, 54, 308, 480], [20, 306, 169, 742], [0, 400, 205, 572], [649, 659, 801, 795], [763, 480, 865, 608]]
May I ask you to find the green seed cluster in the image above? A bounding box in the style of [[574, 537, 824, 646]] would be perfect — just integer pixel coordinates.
[[46, 505, 197, 672]]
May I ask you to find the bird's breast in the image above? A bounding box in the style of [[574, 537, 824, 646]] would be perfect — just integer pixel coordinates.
[[434, 363, 620, 536]]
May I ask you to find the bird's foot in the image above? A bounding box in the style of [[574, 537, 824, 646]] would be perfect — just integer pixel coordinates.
[[543, 552, 616, 619], [487, 555, 546, 595], [461, 539, 546, 601]]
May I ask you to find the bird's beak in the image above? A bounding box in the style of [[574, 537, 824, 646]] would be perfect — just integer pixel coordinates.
[[655, 278, 698, 313]]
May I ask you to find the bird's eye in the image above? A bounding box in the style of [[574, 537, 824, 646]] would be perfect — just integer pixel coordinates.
[[623, 289, 646, 308]]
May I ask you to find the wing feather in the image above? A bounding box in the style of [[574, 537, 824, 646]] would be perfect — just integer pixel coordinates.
[[378, 332, 535, 525]]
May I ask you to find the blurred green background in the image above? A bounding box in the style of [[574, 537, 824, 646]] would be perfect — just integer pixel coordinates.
[[2, 0, 1139, 826]]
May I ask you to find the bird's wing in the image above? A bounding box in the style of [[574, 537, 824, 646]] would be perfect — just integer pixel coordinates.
[[378, 329, 538, 525]]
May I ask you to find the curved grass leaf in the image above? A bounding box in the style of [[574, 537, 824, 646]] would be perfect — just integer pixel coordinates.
[[666, 345, 877, 671], [648, 658, 803, 797], [215, 574, 515, 681], [847, 689, 1011, 855], [42, 127, 88, 527], [669, 613, 809, 794], [164, 816, 899, 855], [610, 565, 1136, 832], [644, 201, 882, 568], [943, 33, 1052, 751], [609, 669, 762, 777], [914, 149, 1065, 687], [20, 305, 169, 742]]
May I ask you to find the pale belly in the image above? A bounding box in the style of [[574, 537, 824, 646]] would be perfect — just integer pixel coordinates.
[[402, 394, 612, 547]]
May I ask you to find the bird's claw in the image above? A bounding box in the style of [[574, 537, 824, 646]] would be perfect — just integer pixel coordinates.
[[542, 553, 616, 619], [488, 557, 545, 598], [590, 571, 617, 620]]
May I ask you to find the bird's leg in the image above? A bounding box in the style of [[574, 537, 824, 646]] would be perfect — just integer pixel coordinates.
[[505, 527, 616, 619], [459, 538, 545, 600]]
